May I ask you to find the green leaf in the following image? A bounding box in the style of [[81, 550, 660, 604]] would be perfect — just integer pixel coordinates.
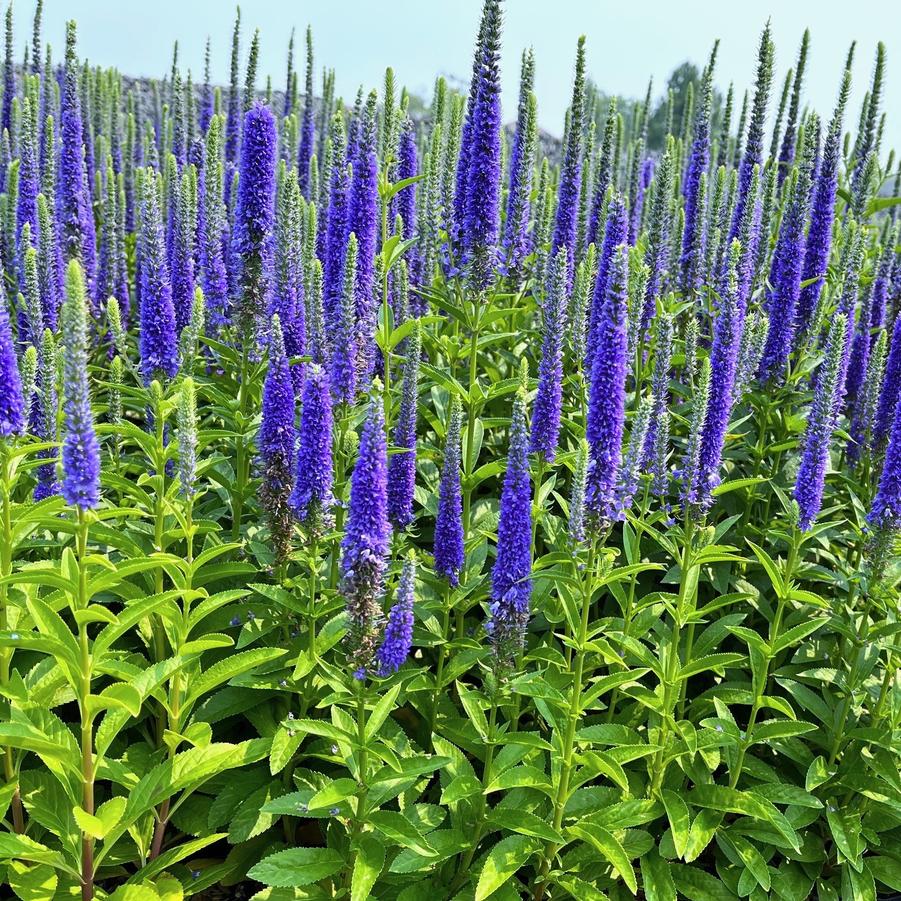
[[747, 541, 784, 596], [455, 681, 489, 739], [74, 805, 107, 840], [485, 765, 552, 796], [441, 775, 482, 804], [351, 833, 385, 901], [6, 861, 58, 901], [869, 856, 901, 892], [486, 808, 565, 844], [750, 719, 817, 744], [678, 653, 745, 680], [0, 834, 75, 876], [720, 832, 771, 891], [688, 785, 799, 850], [712, 477, 768, 496], [640, 849, 677, 901], [805, 756, 833, 791], [661, 790, 690, 859], [247, 847, 345, 887], [307, 778, 358, 812], [577, 750, 629, 793], [771, 618, 828, 654], [127, 834, 226, 885], [182, 647, 287, 709], [568, 822, 637, 893], [106, 887, 161, 901], [671, 862, 737, 901], [475, 835, 539, 901], [827, 807, 863, 872], [365, 683, 402, 741], [91, 683, 142, 718], [368, 810, 437, 857]]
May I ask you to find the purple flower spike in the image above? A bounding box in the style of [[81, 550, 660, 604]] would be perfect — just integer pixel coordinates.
[[376, 557, 416, 677], [462, 0, 502, 290], [289, 364, 335, 536], [341, 389, 392, 679], [434, 396, 464, 587], [796, 69, 851, 333], [586, 245, 629, 525], [259, 316, 297, 565], [0, 272, 24, 437], [588, 195, 628, 360], [530, 247, 568, 462], [60, 261, 100, 510], [794, 312, 848, 531], [549, 37, 585, 292], [231, 101, 277, 343], [489, 391, 532, 669], [868, 391, 901, 531], [698, 241, 742, 506], [138, 173, 179, 383], [387, 321, 422, 530]]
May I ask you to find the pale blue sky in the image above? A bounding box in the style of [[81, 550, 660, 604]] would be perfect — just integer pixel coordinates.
[[30, 1, 897, 152]]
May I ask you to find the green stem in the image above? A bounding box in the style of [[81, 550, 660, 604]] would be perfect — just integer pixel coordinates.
[[650, 518, 695, 797], [731, 528, 801, 788], [231, 344, 250, 542], [450, 697, 498, 893], [534, 546, 596, 899], [345, 681, 370, 887], [429, 590, 452, 743], [829, 591, 873, 766], [76, 510, 95, 901]]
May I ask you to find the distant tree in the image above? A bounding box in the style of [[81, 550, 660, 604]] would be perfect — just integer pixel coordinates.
[[646, 61, 723, 151]]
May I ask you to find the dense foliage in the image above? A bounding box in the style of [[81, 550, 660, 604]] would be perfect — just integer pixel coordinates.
[[0, 1, 900, 899]]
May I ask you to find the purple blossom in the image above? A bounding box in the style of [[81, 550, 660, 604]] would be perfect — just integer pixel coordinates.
[[868, 391, 901, 530], [588, 195, 628, 362], [698, 242, 742, 505], [395, 116, 418, 240], [330, 233, 359, 404], [60, 261, 100, 510], [530, 248, 567, 462], [796, 70, 851, 333], [462, 0, 502, 289], [340, 391, 391, 678], [876, 313, 901, 446], [138, 173, 179, 383], [681, 53, 716, 295], [586, 245, 628, 524], [297, 27, 315, 197], [376, 557, 416, 677], [0, 274, 24, 438], [349, 94, 379, 375], [549, 37, 585, 292], [259, 316, 297, 564], [587, 99, 617, 250], [434, 397, 464, 586], [16, 99, 40, 247], [202, 116, 229, 332], [387, 322, 422, 529], [323, 113, 351, 341], [757, 122, 817, 381], [794, 312, 848, 530], [289, 364, 335, 535], [231, 101, 277, 342], [502, 50, 535, 283], [489, 392, 532, 668], [171, 169, 196, 334], [730, 24, 773, 242]]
